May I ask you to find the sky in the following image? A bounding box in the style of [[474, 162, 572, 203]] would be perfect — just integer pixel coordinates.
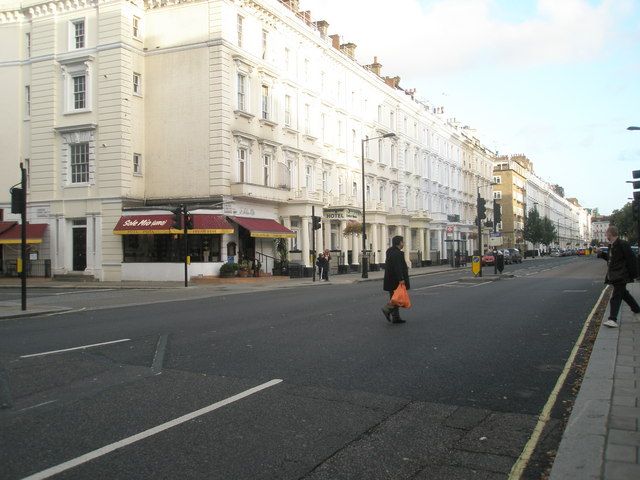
[[301, 0, 640, 215]]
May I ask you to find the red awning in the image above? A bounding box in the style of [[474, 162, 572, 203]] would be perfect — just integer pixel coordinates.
[[229, 216, 295, 238], [113, 214, 233, 235], [0, 223, 48, 244]]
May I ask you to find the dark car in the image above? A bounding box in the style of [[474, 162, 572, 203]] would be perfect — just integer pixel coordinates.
[[507, 248, 523, 263]]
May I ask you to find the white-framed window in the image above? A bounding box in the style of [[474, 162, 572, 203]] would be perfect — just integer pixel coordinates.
[[338, 175, 345, 195], [262, 29, 268, 60], [321, 113, 326, 142], [263, 154, 272, 186], [366, 183, 371, 202], [379, 183, 385, 202], [26, 33, 31, 57], [237, 73, 247, 111], [237, 15, 244, 47], [61, 57, 93, 113], [24, 85, 30, 118], [305, 165, 313, 189], [133, 153, 142, 175], [352, 181, 358, 197], [378, 139, 383, 163], [322, 170, 328, 193], [494, 191, 502, 199], [261, 85, 270, 120], [132, 16, 141, 39], [238, 148, 248, 183], [70, 143, 90, 184], [73, 75, 86, 109], [390, 144, 396, 168], [493, 176, 501, 184], [284, 95, 291, 127], [391, 185, 398, 207], [287, 158, 296, 189], [304, 104, 311, 135], [133, 73, 142, 95], [284, 48, 290, 71], [70, 19, 85, 50]]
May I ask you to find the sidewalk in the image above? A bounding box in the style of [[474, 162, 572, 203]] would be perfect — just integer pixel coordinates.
[[550, 282, 640, 480]]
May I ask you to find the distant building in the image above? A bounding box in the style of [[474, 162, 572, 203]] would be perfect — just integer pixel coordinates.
[[591, 216, 611, 244]]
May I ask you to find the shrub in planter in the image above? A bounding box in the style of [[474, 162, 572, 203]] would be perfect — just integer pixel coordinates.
[[219, 263, 239, 277]]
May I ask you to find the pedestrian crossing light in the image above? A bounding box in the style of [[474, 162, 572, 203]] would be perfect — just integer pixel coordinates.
[[312, 215, 322, 230], [493, 200, 501, 225], [184, 212, 194, 230], [477, 197, 487, 220], [171, 206, 183, 230]]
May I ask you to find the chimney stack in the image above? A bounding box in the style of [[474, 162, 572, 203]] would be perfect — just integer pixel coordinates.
[[329, 34, 341, 50], [340, 42, 357, 60], [314, 20, 329, 38], [365, 56, 382, 76]]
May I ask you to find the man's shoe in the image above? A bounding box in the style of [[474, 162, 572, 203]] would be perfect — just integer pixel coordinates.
[[603, 319, 619, 328], [381, 306, 392, 322], [392, 319, 406, 324]]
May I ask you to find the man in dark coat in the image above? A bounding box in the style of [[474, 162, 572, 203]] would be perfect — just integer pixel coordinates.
[[599, 225, 640, 328], [382, 235, 410, 324]]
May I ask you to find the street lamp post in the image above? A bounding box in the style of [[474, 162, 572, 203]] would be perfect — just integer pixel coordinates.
[[361, 132, 396, 278]]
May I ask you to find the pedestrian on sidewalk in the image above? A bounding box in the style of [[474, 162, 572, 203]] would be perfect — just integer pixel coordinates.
[[322, 249, 331, 281], [316, 252, 327, 281], [599, 225, 640, 328], [381, 235, 410, 324]]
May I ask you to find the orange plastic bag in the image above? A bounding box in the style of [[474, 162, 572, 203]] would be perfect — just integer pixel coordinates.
[[390, 284, 411, 308]]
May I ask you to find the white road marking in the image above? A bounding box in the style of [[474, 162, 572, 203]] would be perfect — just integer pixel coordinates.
[[21, 379, 283, 480], [563, 290, 587, 293], [19, 339, 131, 358], [413, 281, 459, 290]]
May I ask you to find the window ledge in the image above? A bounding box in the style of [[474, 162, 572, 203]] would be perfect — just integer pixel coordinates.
[[259, 118, 278, 128], [303, 134, 318, 142], [283, 126, 298, 135], [234, 110, 254, 120]]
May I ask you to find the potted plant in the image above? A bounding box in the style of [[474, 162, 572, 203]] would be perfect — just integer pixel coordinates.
[[253, 259, 262, 277], [219, 262, 239, 278], [273, 238, 289, 276], [237, 259, 250, 277]]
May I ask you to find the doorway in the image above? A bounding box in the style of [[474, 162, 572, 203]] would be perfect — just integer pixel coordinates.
[[72, 221, 87, 271]]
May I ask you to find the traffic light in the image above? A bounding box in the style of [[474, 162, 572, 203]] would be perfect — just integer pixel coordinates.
[[633, 200, 640, 222], [312, 215, 322, 230], [493, 200, 501, 225], [10, 187, 24, 214], [477, 197, 487, 220], [170, 206, 182, 230], [184, 212, 194, 230]]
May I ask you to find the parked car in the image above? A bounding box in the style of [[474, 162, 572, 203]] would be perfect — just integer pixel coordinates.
[[577, 249, 586, 255], [501, 249, 512, 264], [507, 248, 523, 263], [550, 249, 561, 257], [481, 253, 495, 266]]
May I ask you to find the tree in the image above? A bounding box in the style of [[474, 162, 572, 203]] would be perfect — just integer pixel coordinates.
[[610, 202, 637, 244], [540, 216, 557, 247], [523, 208, 543, 246]]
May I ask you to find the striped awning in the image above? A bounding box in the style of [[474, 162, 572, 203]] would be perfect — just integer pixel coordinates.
[[229, 216, 295, 238], [113, 214, 233, 235]]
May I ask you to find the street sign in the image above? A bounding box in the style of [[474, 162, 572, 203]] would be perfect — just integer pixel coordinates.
[[472, 256, 481, 276], [489, 232, 502, 246]]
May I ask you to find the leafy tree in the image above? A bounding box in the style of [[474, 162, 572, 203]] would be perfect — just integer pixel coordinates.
[[541, 216, 557, 246], [610, 202, 637, 244], [523, 208, 543, 246]]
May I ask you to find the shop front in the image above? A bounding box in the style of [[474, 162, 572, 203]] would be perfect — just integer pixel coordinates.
[[113, 211, 234, 281]]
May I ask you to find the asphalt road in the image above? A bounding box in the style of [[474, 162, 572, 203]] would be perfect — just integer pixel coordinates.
[[0, 257, 608, 479]]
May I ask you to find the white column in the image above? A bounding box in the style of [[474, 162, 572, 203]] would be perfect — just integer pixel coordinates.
[[340, 220, 349, 265], [322, 220, 330, 251], [425, 227, 431, 261], [301, 216, 310, 267], [381, 223, 389, 251], [404, 226, 411, 267], [282, 216, 292, 251], [435, 228, 442, 263], [371, 223, 379, 265], [418, 227, 426, 264]]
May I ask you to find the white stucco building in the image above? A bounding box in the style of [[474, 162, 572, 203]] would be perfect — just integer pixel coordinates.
[[0, 0, 495, 281]]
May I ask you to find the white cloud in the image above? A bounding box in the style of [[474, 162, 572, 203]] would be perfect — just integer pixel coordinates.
[[301, 0, 622, 75]]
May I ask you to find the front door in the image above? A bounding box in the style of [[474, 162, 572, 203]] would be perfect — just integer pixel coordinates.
[[72, 227, 87, 271]]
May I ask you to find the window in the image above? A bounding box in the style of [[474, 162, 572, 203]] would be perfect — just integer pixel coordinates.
[[338, 176, 345, 195], [284, 95, 291, 127], [261, 85, 270, 120], [60, 57, 92, 113], [26, 33, 31, 57], [493, 176, 501, 184], [238, 148, 247, 183], [321, 114, 326, 142], [133, 73, 142, 95], [132, 16, 140, 39], [71, 19, 85, 49], [262, 30, 268, 60], [24, 85, 30, 117], [133, 153, 142, 175], [237, 74, 246, 111], [305, 165, 312, 189], [352, 181, 358, 197], [284, 48, 290, 71], [70, 143, 90, 183], [237, 15, 244, 47], [494, 191, 502, 199], [304, 104, 310, 135], [73, 75, 86, 109], [263, 154, 272, 186], [322, 170, 328, 193], [366, 183, 371, 202]]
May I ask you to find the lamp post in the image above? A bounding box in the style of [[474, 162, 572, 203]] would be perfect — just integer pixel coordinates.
[[361, 132, 396, 278]]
